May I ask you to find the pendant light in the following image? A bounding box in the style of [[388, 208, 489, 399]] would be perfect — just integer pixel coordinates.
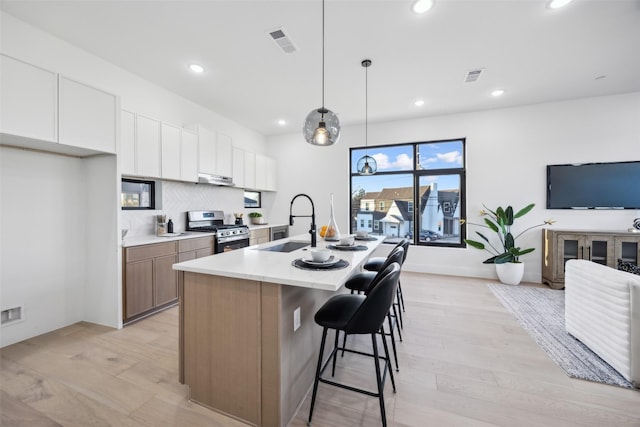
[[357, 59, 377, 175], [303, 0, 340, 146]]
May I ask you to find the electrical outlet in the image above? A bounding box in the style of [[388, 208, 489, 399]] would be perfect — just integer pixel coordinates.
[[293, 307, 301, 331]]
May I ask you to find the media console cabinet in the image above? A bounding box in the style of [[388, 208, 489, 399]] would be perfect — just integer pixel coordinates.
[[541, 229, 640, 289]]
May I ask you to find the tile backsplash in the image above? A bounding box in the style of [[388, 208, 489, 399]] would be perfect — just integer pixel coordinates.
[[121, 180, 245, 237]]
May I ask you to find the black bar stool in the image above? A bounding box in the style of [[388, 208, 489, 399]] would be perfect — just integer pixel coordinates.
[[364, 239, 409, 324], [307, 263, 401, 427], [344, 246, 405, 370]]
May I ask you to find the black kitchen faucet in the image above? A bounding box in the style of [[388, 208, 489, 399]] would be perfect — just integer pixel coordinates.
[[289, 193, 316, 247]]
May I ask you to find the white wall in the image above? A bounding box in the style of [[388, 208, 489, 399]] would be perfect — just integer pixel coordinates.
[[0, 147, 87, 346], [267, 92, 640, 283]]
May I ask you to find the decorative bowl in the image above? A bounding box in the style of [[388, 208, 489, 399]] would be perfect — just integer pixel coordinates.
[[310, 248, 331, 262], [338, 235, 355, 246]]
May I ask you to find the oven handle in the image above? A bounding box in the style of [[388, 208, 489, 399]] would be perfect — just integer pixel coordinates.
[[217, 234, 250, 244]]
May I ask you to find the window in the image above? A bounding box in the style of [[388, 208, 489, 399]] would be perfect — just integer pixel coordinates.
[[121, 178, 155, 210], [350, 139, 466, 247], [244, 190, 261, 208]]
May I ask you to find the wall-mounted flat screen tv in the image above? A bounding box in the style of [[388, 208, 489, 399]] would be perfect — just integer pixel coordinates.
[[546, 161, 640, 209]]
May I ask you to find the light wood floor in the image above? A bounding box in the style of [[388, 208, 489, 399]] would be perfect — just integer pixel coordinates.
[[1, 272, 639, 426]]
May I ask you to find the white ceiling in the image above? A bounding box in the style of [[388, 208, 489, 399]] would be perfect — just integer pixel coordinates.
[[2, 0, 639, 137]]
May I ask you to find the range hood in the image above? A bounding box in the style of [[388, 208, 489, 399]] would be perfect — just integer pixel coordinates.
[[197, 173, 235, 187]]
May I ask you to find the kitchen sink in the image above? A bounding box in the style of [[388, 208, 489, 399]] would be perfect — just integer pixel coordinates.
[[258, 241, 309, 253]]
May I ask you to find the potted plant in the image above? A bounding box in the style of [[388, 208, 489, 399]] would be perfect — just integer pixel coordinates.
[[463, 203, 555, 285], [248, 212, 265, 225]]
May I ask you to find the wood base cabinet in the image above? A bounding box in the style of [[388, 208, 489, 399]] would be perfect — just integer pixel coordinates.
[[123, 236, 213, 324], [542, 229, 640, 289], [249, 227, 270, 246]]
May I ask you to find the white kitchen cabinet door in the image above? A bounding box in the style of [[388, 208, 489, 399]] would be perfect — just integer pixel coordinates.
[[255, 153, 267, 191], [232, 146, 245, 188], [265, 157, 277, 191], [136, 115, 161, 178], [198, 126, 217, 175], [216, 132, 233, 177], [181, 129, 198, 182], [58, 75, 117, 153], [120, 110, 136, 175], [0, 54, 57, 142], [161, 123, 181, 180], [244, 150, 256, 190]]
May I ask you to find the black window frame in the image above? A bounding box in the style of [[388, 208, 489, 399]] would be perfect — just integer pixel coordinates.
[[244, 190, 262, 208], [349, 138, 467, 248], [121, 178, 156, 210]]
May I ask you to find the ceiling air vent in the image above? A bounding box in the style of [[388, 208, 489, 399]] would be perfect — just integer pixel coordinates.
[[464, 68, 484, 83], [268, 27, 297, 54]]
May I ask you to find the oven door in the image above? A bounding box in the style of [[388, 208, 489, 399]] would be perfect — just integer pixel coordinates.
[[215, 235, 250, 253]]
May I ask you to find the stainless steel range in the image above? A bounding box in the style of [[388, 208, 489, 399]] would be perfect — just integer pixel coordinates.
[[186, 210, 250, 253]]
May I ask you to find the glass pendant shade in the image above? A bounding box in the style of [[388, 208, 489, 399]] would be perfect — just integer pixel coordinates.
[[303, 108, 340, 146], [357, 155, 377, 175]]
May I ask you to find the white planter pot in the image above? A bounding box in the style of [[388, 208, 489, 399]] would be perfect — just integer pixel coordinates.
[[495, 262, 524, 286]]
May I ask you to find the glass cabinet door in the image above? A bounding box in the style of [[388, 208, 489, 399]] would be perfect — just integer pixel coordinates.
[[615, 237, 640, 265], [586, 236, 614, 266], [556, 234, 585, 280]]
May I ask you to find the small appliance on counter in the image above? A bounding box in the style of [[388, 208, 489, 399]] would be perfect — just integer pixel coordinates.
[[234, 213, 243, 225], [186, 210, 250, 253]]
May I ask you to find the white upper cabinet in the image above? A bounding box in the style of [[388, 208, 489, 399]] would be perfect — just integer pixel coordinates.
[[0, 54, 57, 142], [181, 129, 198, 182], [198, 126, 217, 175], [244, 150, 256, 190], [265, 157, 277, 191], [216, 132, 233, 177], [136, 115, 161, 178], [161, 122, 181, 181], [120, 110, 136, 175], [122, 111, 198, 181], [232, 146, 245, 188], [255, 153, 267, 191], [0, 54, 118, 154], [58, 76, 117, 153]]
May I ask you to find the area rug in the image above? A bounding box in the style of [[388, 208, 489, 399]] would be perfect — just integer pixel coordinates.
[[487, 283, 633, 389]]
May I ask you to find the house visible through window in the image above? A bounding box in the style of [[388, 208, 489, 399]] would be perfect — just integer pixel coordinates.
[[350, 139, 466, 247]]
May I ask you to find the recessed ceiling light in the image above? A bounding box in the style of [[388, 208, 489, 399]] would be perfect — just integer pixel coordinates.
[[414, 100, 425, 107], [412, 0, 435, 14], [491, 89, 505, 97], [189, 64, 204, 73], [277, 119, 286, 126], [548, 0, 573, 9]]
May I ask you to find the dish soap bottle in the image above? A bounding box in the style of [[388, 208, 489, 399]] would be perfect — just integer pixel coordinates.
[[324, 193, 341, 241], [167, 219, 174, 234]]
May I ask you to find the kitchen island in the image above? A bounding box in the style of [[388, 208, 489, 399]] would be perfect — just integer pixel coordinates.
[[173, 234, 385, 427]]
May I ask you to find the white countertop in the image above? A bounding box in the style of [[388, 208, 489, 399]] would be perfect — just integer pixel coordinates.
[[122, 223, 288, 247], [172, 234, 385, 291], [247, 223, 287, 231], [121, 231, 215, 248]]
